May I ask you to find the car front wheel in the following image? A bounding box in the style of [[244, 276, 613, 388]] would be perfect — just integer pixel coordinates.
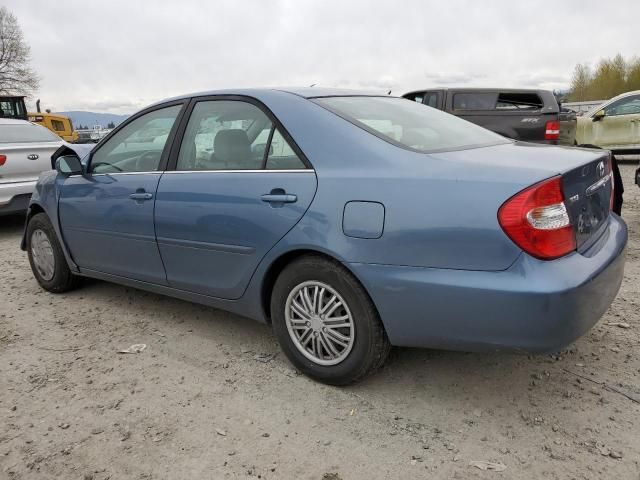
[[271, 255, 390, 385], [26, 213, 81, 293]]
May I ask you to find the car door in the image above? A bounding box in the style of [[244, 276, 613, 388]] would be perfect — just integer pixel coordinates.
[[592, 94, 640, 148], [58, 102, 185, 284], [154, 97, 317, 299]]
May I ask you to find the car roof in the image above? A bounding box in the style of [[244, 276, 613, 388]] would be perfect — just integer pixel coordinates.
[[274, 87, 383, 98], [608, 90, 640, 100], [404, 87, 551, 95], [583, 90, 640, 116], [148, 87, 389, 108]]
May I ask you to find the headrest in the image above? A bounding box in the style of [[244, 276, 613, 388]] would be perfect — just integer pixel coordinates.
[[213, 129, 251, 164]]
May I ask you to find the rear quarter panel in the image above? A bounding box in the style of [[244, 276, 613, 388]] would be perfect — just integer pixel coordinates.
[[251, 93, 537, 271], [252, 92, 610, 274]]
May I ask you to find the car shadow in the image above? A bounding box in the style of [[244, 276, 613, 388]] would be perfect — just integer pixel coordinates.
[[74, 278, 550, 406], [0, 214, 26, 236]]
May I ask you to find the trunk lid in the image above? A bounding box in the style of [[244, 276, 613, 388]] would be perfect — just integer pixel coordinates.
[[428, 142, 613, 258], [0, 142, 60, 184], [561, 150, 612, 249]]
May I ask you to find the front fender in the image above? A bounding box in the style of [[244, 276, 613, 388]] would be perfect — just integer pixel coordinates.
[[20, 171, 79, 273]]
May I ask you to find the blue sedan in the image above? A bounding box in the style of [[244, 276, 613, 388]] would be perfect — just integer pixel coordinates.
[[22, 88, 627, 385]]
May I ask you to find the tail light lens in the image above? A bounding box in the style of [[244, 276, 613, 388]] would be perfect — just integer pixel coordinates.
[[0, 155, 6, 166], [544, 120, 560, 141], [498, 176, 576, 260]]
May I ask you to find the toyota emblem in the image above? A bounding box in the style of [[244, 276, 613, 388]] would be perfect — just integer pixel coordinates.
[[27, 154, 39, 160]]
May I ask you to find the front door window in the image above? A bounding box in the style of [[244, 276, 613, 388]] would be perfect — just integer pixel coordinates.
[[90, 105, 182, 173]]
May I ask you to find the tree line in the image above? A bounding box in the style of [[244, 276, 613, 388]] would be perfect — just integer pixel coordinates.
[[569, 54, 640, 102], [0, 6, 38, 96]]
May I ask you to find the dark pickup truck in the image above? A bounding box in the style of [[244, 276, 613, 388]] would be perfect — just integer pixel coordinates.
[[402, 88, 576, 145]]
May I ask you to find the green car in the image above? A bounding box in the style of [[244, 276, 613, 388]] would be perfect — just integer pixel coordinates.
[[576, 90, 640, 154]]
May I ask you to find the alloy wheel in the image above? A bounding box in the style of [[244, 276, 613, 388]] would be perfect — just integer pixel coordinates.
[[30, 229, 56, 281], [285, 281, 355, 366]]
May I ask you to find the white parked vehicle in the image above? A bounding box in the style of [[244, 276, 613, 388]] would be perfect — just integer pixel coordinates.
[[0, 119, 64, 216], [576, 90, 640, 153]]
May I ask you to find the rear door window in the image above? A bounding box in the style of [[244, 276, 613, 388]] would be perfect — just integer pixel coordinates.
[[453, 93, 497, 110], [423, 92, 440, 108], [177, 100, 306, 171], [495, 93, 543, 110], [265, 129, 306, 170], [405, 92, 425, 103], [177, 100, 272, 171]]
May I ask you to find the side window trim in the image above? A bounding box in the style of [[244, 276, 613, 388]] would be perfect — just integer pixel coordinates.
[[261, 125, 276, 169], [165, 94, 313, 171], [86, 100, 188, 174]]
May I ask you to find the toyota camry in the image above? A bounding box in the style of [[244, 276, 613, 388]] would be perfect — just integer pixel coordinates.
[[21, 88, 627, 385]]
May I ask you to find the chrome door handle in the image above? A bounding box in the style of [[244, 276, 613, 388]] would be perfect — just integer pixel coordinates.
[[261, 194, 297, 203], [129, 192, 153, 200]]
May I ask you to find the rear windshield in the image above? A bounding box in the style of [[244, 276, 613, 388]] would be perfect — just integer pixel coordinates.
[[314, 96, 508, 153], [453, 92, 544, 111], [0, 123, 61, 143]]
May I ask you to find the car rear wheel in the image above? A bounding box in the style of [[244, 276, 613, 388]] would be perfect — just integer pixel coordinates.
[[271, 255, 390, 385], [27, 213, 81, 293]]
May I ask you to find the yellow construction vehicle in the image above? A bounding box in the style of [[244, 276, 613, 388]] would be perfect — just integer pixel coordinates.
[[28, 99, 78, 143]]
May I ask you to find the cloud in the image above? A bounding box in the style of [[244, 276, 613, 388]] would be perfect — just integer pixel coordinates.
[[5, 0, 639, 113], [423, 72, 486, 85]]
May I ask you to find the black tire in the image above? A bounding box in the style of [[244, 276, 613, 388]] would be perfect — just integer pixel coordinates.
[[26, 213, 81, 293], [271, 255, 391, 385]]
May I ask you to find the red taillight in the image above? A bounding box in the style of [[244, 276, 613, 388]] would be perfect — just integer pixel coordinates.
[[544, 120, 560, 141], [0, 155, 6, 166], [498, 176, 576, 260]]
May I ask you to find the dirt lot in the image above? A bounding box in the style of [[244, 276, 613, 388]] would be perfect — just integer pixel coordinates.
[[1, 164, 639, 480]]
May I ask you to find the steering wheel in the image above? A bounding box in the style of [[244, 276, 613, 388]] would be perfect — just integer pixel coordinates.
[[136, 151, 159, 171], [91, 161, 123, 173]]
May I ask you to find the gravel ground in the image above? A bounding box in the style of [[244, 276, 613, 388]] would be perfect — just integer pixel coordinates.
[[1, 164, 639, 480]]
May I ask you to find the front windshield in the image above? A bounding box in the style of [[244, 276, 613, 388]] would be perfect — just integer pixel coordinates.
[[314, 96, 509, 153]]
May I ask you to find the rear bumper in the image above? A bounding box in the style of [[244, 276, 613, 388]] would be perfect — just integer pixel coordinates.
[[0, 193, 31, 216], [0, 180, 36, 205], [349, 215, 627, 352], [0, 180, 34, 216]]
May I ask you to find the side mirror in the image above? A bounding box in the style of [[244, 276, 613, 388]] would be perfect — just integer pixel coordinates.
[[55, 155, 83, 176], [592, 110, 606, 122]]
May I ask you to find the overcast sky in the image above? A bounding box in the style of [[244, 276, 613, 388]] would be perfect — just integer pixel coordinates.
[[6, 0, 640, 114]]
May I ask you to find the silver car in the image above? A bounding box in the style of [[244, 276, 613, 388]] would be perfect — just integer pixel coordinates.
[[0, 119, 64, 216]]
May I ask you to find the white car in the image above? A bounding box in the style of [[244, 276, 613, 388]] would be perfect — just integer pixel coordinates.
[[576, 90, 640, 153], [0, 119, 64, 216]]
